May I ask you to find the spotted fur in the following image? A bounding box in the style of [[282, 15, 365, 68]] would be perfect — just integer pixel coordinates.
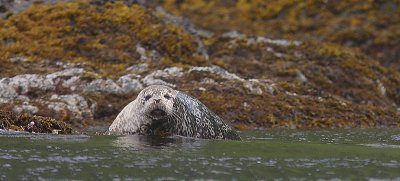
[[107, 85, 241, 140]]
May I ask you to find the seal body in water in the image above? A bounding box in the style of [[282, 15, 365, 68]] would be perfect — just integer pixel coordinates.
[[107, 85, 241, 140]]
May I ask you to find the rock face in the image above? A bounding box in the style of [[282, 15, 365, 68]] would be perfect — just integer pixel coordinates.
[[0, 1, 399, 133]]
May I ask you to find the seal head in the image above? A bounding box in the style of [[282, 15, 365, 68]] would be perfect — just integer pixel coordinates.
[[137, 85, 176, 120]]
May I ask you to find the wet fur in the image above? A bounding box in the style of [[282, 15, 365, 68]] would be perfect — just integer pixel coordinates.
[[107, 85, 241, 140]]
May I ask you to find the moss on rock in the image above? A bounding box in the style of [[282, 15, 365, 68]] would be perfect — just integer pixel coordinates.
[[176, 79, 400, 129], [0, 110, 72, 134], [206, 35, 400, 107], [160, 0, 400, 70], [0, 1, 200, 78], [0, 1, 399, 131]]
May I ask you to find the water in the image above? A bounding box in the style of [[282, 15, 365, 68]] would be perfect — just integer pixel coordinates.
[[0, 129, 400, 180]]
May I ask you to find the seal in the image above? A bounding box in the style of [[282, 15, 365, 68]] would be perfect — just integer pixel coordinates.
[[107, 85, 241, 140]]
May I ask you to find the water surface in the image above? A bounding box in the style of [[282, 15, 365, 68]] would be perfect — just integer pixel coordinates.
[[0, 129, 399, 180]]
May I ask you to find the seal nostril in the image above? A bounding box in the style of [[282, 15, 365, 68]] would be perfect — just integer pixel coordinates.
[[155, 99, 161, 103]]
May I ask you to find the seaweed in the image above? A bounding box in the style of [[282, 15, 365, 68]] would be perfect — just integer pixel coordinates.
[[0, 110, 72, 134]]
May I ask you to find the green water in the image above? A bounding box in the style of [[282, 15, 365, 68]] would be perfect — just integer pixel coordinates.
[[0, 129, 400, 180]]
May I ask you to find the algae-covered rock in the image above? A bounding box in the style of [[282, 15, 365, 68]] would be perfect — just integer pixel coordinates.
[[0, 1, 202, 78], [160, 0, 400, 70], [0, 1, 399, 132], [206, 34, 400, 107], [0, 110, 72, 134]]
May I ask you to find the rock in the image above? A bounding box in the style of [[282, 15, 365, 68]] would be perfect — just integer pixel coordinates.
[[296, 71, 308, 83], [155, 6, 211, 60], [188, 66, 277, 95], [0, 0, 72, 19], [0, 110, 72, 134], [117, 74, 144, 94], [126, 63, 149, 74], [9, 56, 29, 63], [46, 68, 84, 80], [0, 68, 85, 102], [0, 83, 18, 103], [62, 76, 82, 91], [48, 94, 93, 120], [189, 66, 244, 81], [84, 75, 143, 94], [252, 37, 301, 47], [84, 79, 121, 94], [1, 0, 399, 131], [135, 44, 148, 61], [12, 104, 39, 115], [243, 79, 277, 95], [221, 31, 301, 47], [141, 67, 184, 87], [376, 80, 386, 96], [156, 7, 213, 38], [3, 74, 54, 94], [221, 31, 247, 39]]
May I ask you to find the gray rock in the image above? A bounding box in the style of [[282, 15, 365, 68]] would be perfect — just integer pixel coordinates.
[[46, 68, 84, 80], [141, 76, 174, 87], [188, 66, 277, 95], [62, 76, 82, 91], [9, 56, 29, 63], [376, 80, 386, 96], [12, 104, 39, 115], [222, 31, 301, 47], [0, 0, 72, 19], [189, 66, 244, 81], [0, 63, 279, 122], [244, 79, 277, 95], [0, 68, 85, 103], [117, 74, 143, 94], [296, 71, 308, 82], [253, 37, 301, 47], [0, 83, 18, 103], [84, 75, 143, 94], [141, 67, 183, 87], [48, 94, 93, 119], [136, 44, 148, 61], [2, 74, 54, 94], [126, 63, 149, 74], [84, 79, 122, 94], [221, 31, 247, 39]]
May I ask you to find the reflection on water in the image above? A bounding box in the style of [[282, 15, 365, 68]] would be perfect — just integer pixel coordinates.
[[0, 129, 400, 180], [113, 135, 208, 150], [392, 134, 400, 141], [361, 143, 400, 149]]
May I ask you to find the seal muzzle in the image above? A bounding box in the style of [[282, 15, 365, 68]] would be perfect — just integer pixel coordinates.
[[150, 108, 167, 119]]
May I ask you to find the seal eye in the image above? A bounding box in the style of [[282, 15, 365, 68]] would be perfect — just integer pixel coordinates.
[[164, 94, 171, 99], [144, 95, 152, 101]]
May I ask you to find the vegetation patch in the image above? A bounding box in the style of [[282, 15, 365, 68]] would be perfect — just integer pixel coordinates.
[[0, 109, 72, 134], [160, 0, 400, 70], [0, 1, 200, 78]]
